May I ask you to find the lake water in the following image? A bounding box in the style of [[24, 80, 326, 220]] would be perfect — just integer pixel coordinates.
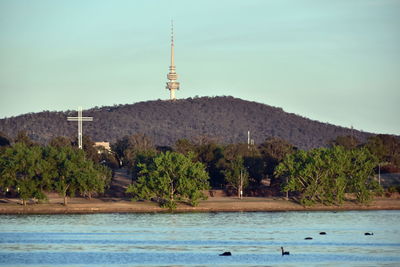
[[0, 211, 399, 266]]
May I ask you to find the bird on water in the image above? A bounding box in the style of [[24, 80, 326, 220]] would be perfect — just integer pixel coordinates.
[[281, 247, 290, 256]]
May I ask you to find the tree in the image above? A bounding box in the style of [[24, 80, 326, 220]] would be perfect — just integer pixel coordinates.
[[77, 162, 111, 199], [275, 146, 381, 206], [0, 143, 51, 205], [46, 146, 111, 205], [244, 156, 264, 185], [111, 136, 129, 161], [14, 131, 36, 147], [80, 135, 100, 163], [112, 133, 155, 168], [259, 137, 296, 164], [223, 156, 249, 198], [98, 148, 120, 170], [174, 139, 196, 155], [195, 142, 225, 188], [0, 141, 112, 205], [0, 131, 11, 147], [131, 150, 158, 181], [365, 135, 400, 168], [329, 135, 359, 150], [221, 143, 264, 186], [275, 148, 331, 206], [259, 137, 296, 186], [49, 136, 73, 148], [343, 147, 381, 203], [192, 135, 219, 146], [126, 151, 210, 209]]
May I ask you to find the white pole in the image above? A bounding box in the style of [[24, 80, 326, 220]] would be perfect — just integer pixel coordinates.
[[247, 131, 250, 149], [240, 169, 243, 200], [78, 107, 82, 149], [378, 163, 381, 186]]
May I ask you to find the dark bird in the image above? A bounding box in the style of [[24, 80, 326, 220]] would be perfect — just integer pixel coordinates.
[[281, 247, 290, 256], [319, 232, 327, 235], [305, 237, 313, 240], [365, 232, 374, 236], [219, 252, 232, 256]]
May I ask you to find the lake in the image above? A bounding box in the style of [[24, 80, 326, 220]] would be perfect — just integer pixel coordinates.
[[0, 211, 399, 266]]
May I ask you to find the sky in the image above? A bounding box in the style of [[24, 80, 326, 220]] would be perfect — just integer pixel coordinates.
[[0, 0, 399, 135]]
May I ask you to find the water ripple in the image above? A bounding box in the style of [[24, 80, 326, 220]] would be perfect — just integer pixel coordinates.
[[0, 211, 399, 266]]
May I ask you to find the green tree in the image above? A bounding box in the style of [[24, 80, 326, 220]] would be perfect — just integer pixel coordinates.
[[259, 137, 296, 187], [223, 156, 249, 198], [275, 146, 381, 206], [343, 147, 381, 203], [0, 143, 52, 205], [365, 134, 400, 168], [275, 148, 329, 206], [46, 146, 111, 205], [195, 142, 225, 188], [221, 143, 264, 186], [81, 135, 100, 163], [112, 133, 155, 168], [131, 150, 158, 181], [126, 151, 210, 209], [77, 162, 111, 199]]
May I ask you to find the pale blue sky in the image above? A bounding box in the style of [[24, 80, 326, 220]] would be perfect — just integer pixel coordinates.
[[0, 0, 399, 134]]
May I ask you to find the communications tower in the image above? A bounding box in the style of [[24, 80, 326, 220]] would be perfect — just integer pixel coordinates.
[[166, 21, 180, 100]]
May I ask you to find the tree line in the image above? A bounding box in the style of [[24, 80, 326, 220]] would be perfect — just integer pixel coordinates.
[[114, 133, 399, 207], [0, 130, 399, 208]]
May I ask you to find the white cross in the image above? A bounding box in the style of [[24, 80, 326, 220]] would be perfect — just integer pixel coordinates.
[[67, 107, 93, 149]]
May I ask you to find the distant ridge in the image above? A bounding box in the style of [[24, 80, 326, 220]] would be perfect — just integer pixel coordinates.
[[0, 96, 373, 149]]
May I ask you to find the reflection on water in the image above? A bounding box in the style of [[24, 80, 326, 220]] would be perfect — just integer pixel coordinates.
[[0, 211, 399, 266]]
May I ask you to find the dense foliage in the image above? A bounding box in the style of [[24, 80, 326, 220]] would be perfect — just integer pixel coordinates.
[[0, 143, 51, 205], [115, 131, 398, 205], [112, 133, 155, 170], [0, 96, 374, 150], [222, 156, 249, 198], [126, 151, 210, 209], [0, 142, 111, 205], [0, 122, 397, 209], [365, 135, 400, 168], [275, 146, 382, 206]]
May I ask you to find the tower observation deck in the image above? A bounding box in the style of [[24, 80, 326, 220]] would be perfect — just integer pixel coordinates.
[[166, 21, 180, 100]]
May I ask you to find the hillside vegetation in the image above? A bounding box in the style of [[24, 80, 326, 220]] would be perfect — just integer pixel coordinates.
[[0, 96, 372, 149]]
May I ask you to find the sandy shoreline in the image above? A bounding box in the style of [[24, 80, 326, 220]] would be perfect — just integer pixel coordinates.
[[3, 169, 395, 215], [1, 196, 399, 214]]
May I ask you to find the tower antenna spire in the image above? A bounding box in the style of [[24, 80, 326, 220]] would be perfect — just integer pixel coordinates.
[[171, 19, 174, 46], [166, 19, 180, 100]]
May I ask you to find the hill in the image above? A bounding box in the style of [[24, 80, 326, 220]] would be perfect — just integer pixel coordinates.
[[0, 96, 373, 149]]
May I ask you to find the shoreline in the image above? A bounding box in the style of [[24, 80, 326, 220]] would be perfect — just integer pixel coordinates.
[[1, 197, 399, 215]]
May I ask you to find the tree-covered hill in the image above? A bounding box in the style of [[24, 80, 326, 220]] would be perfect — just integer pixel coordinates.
[[0, 96, 374, 149]]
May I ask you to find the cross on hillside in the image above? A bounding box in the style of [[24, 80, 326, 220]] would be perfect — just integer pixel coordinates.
[[67, 107, 93, 149]]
